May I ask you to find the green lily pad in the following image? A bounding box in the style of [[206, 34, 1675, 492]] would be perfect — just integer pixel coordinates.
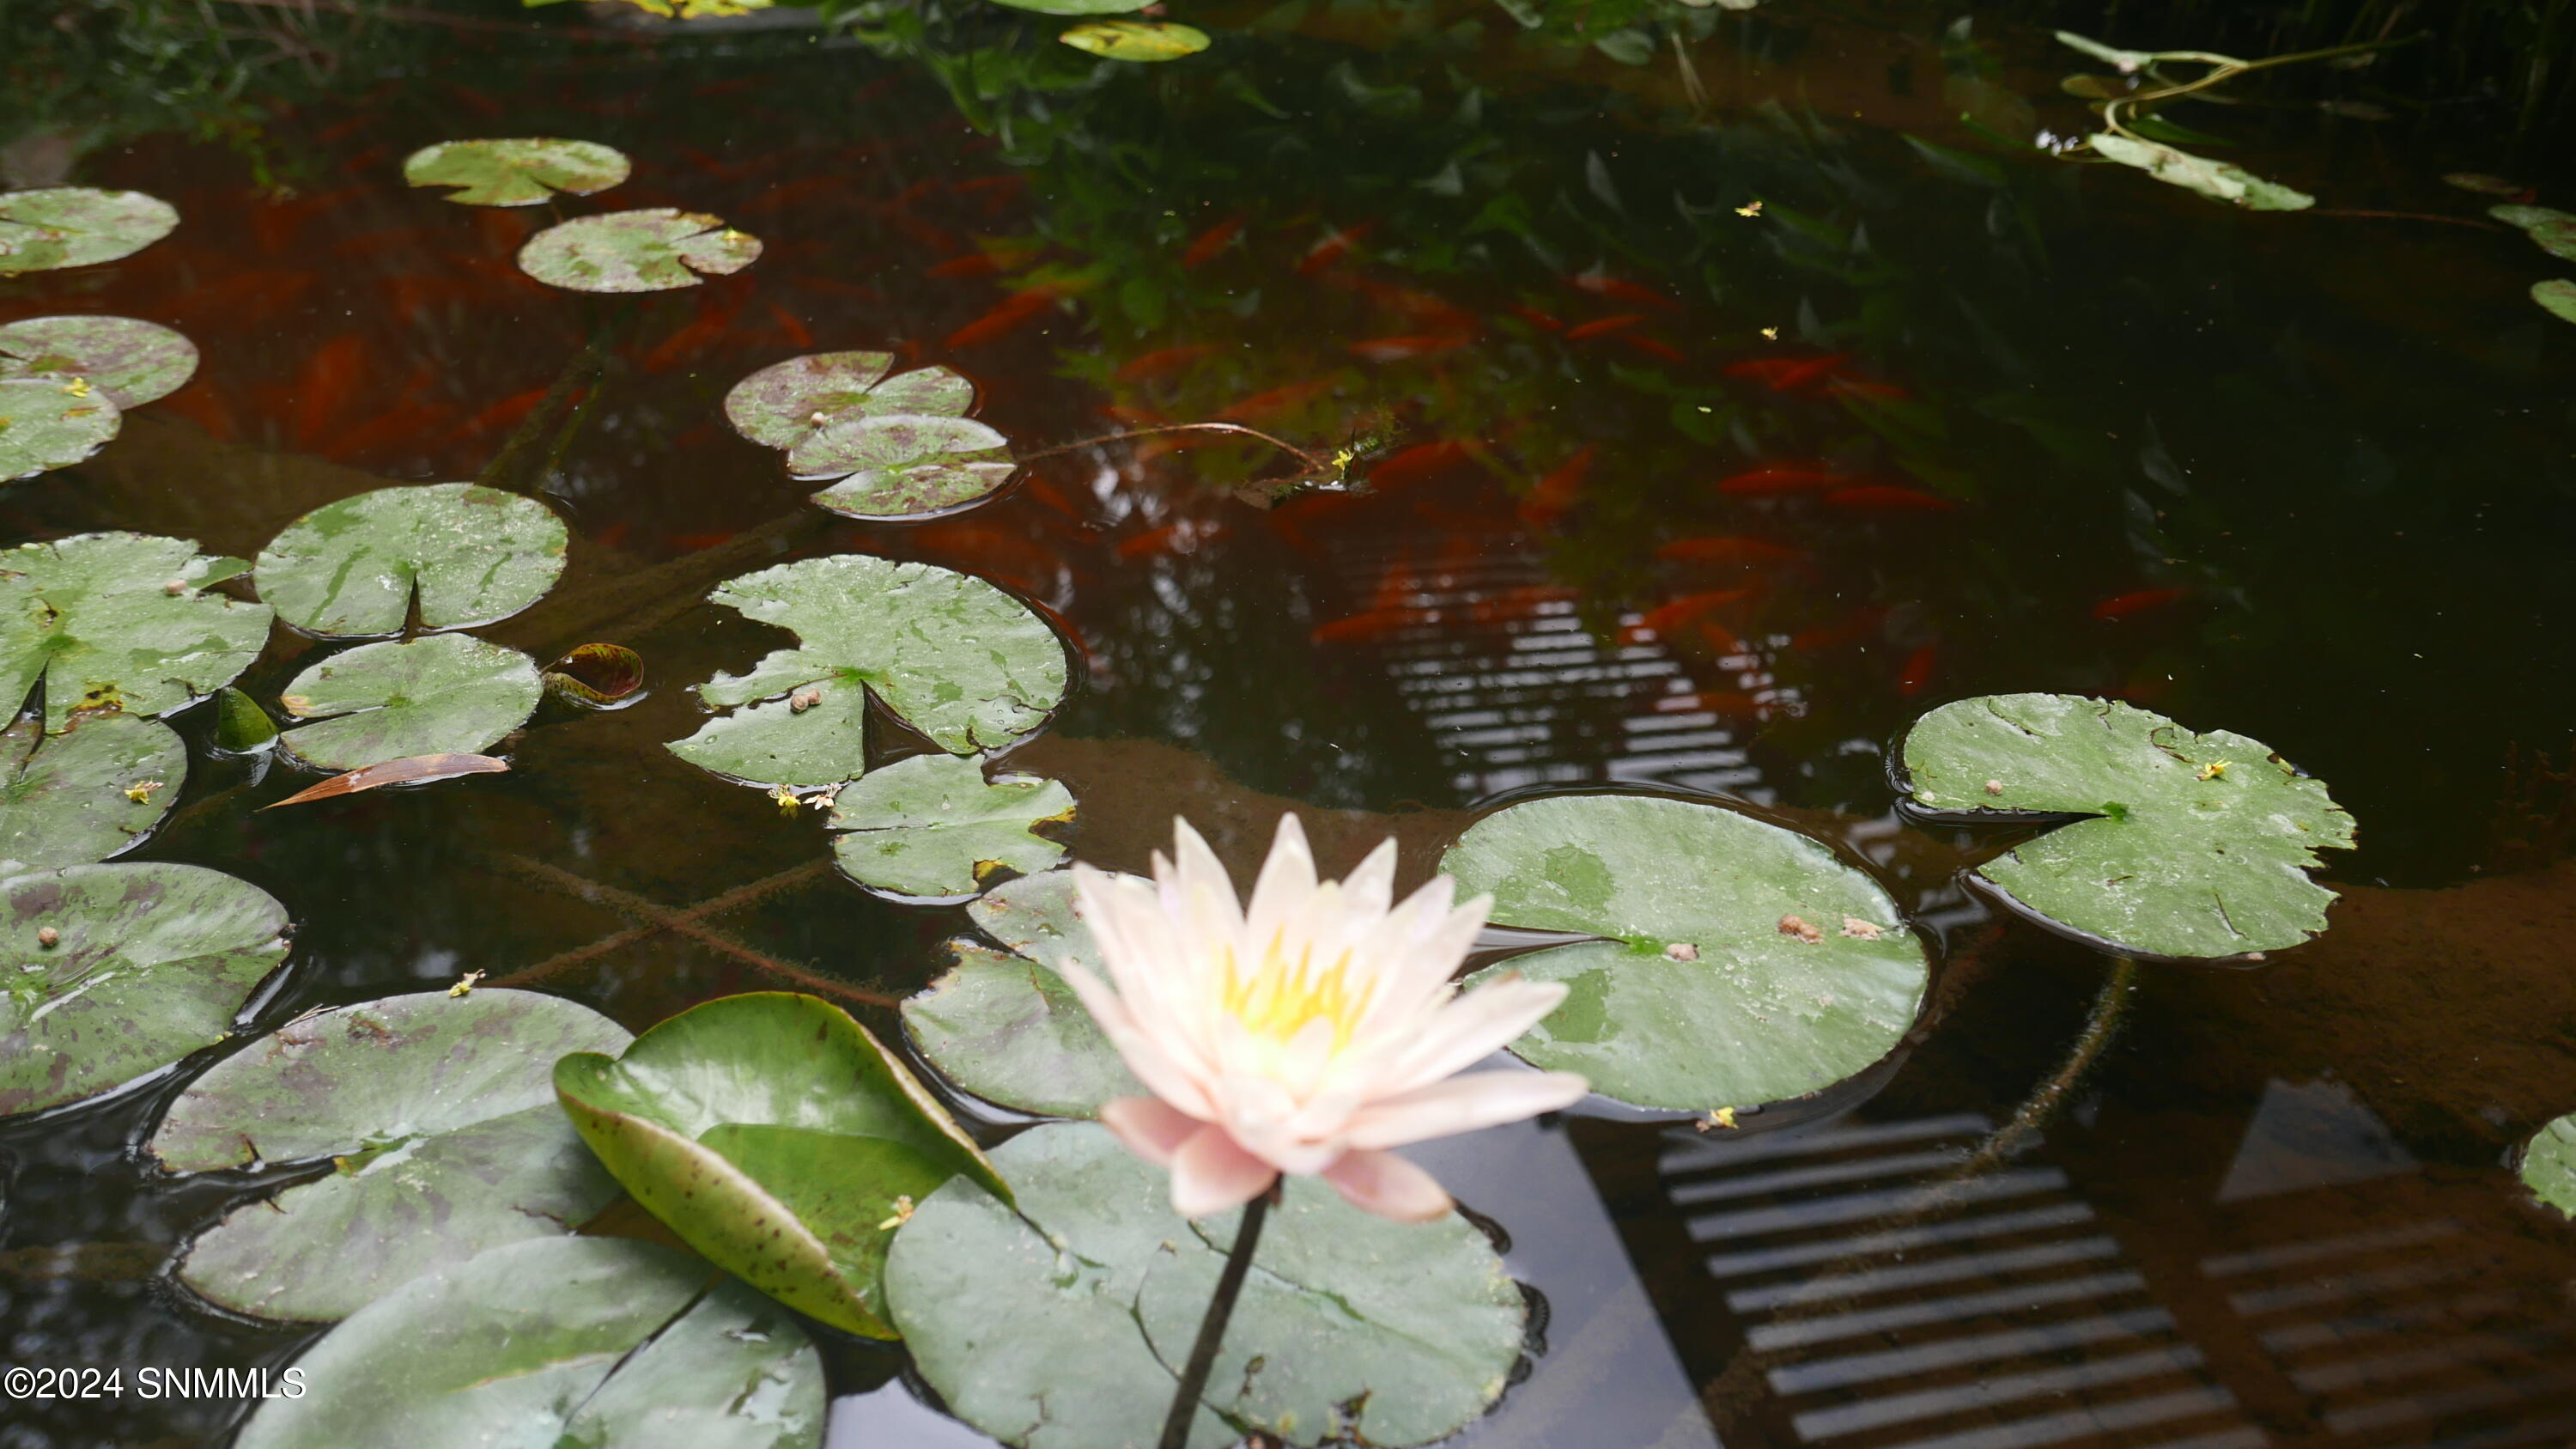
[[1060, 19, 1212, 60], [0, 861, 289, 1117], [277, 634, 543, 772], [2535, 279, 2576, 326], [255, 483, 569, 638], [722, 351, 1015, 519], [212, 685, 278, 752], [903, 868, 1144, 1118], [886, 1122, 1524, 1449], [234, 1236, 825, 1449], [0, 316, 198, 408], [2499, 208, 2576, 263], [1443, 795, 1928, 1112], [995, 0, 1149, 13], [0, 532, 270, 732], [0, 188, 179, 275], [0, 374, 120, 480], [2088, 133, 2313, 210], [668, 554, 1069, 788], [553, 991, 1008, 1339], [2520, 1113, 2576, 1219], [826, 752, 1072, 902], [401, 137, 631, 208], [0, 712, 185, 876], [150, 989, 631, 1322], [1899, 693, 2355, 959], [517, 208, 762, 293]]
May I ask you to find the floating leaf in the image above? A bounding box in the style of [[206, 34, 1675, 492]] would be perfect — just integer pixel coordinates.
[[722, 351, 1014, 520], [2088, 133, 2313, 210], [400, 138, 630, 208], [211, 686, 277, 752], [234, 1236, 825, 1449], [150, 990, 629, 1321], [0, 188, 178, 275], [668, 554, 1069, 788], [263, 753, 508, 809], [554, 991, 1008, 1339], [1900, 693, 2355, 959], [0, 861, 289, 1117], [1443, 795, 1926, 1112], [0, 712, 185, 875], [903, 868, 1146, 1118], [2521, 1113, 2576, 1219], [887, 1122, 1524, 1449], [276, 635, 542, 772], [0, 315, 198, 408], [2053, 30, 2156, 73], [0, 374, 120, 480], [826, 753, 1072, 902], [517, 208, 762, 293], [255, 483, 568, 638], [0, 533, 271, 732], [993, 0, 1149, 11], [2060, 74, 2127, 100], [541, 642, 643, 709], [2490, 204, 2576, 263], [2443, 173, 2525, 197], [2534, 279, 2576, 326], [1060, 19, 1212, 61]]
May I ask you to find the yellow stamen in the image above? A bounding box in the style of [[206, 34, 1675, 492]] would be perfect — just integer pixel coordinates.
[[1218, 931, 1369, 1050]]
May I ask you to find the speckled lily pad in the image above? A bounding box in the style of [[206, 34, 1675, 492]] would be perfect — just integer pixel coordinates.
[[277, 635, 543, 772], [401, 138, 630, 208], [0, 375, 120, 480], [0, 712, 186, 877], [0, 188, 179, 275], [255, 484, 568, 639], [0, 316, 197, 408], [825, 752, 1072, 902], [722, 351, 1013, 519], [517, 208, 762, 293], [0, 533, 270, 732]]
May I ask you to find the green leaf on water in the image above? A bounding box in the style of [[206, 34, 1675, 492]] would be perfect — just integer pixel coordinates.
[[2490, 204, 2576, 263], [234, 1236, 825, 1449], [400, 137, 630, 208], [1060, 20, 1212, 61], [993, 0, 1149, 12], [722, 351, 1015, 520], [212, 685, 278, 752], [255, 483, 568, 638], [0, 861, 289, 1117], [149, 989, 631, 1322], [2442, 173, 2524, 197], [276, 634, 543, 772], [2052, 30, 2157, 73], [517, 208, 762, 293], [553, 991, 1008, 1339], [0, 533, 273, 732], [2533, 279, 2576, 326], [1900, 693, 2355, 959], [2520, 1112, 2576, 1219], [0, 188, 179, 276], [2088, 133, 2313, 210], [0, 712, 185, 876], [0, 316, 197, 409], [0, 374, 120, 480], [1442, 794, 1927, 1113], [825, 752, 1072, 902], [903, 868, 1145, 1118]]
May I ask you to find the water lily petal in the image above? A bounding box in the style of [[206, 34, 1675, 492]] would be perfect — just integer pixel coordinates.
[[1321, 1148, 1452, 1223], [1099, 1096, 1203, 1166], [1169, 1124, 1280, 1219], [1242, 813, 1321, 957], [1371, 973, 1570, 1099], [1059, 961, 1219, 1120], [1343, 1069, 1590, 1150], [1339, 835, 1399, 920]]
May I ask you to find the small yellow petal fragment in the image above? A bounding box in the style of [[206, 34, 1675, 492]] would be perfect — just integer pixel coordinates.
[[1760, 326, 1779, 340], [123, 779, 163, 803], [1695, 1105, 1739, 1132], [2197, 761, 2228, 781], [876, 1194, 914, 1232], [448, 970, 486, 998], [1735, 200, 1764, 217], [62, 377, 91, 398]]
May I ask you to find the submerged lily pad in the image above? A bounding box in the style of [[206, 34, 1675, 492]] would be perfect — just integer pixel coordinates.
[[1060, 19, 1212, 60], [234, 1236, 825, 1449], [2521, 1113, 2576, 1219], [0, 374, 120, 480], [826, 753, 1072, 902], [0, 316, 198, 408], [2088, 133, 2313, 210], [0, 188, 179, 275], [887, 1122, 1523, 1449], [541, 642, 643, 709], [0, 712, 185, 876], [1900, 693, 2355, 959], [518, 208, 762, 293], [277, 634, 543, 772], [151, 989, 631, 1322], [255, 483, 568, 638], [669, 554, 1068, 788], [554, 991, 1007, 1339], [722, 352, 1015, 519], [0, 862, 289, 1117], [0, 533, 270, 732], [904, 868, 1147, 1118], [401, 138, 630, 208], [2535, 279, 2576, 326]]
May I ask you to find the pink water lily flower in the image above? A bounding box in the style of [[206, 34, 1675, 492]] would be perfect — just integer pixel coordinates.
[[1060, 814, 1589, 1223]]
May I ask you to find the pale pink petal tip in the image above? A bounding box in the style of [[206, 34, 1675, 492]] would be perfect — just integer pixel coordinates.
[[1321, 1148, 1454, 1223], [1098, 1096, 1202, 1167], [1170, 1125, 1281, 1219]]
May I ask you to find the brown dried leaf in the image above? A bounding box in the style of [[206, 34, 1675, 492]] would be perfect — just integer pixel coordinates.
[[263, 753, 508, 809]]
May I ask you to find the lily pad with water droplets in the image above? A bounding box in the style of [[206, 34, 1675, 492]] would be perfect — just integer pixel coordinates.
[[722, 351, 1014, 520], [887, 1122, 1524, 1449], [0, 316, 197, 408], [401, 138, 630, 208], [1900, 693, 2354, 959], [0, 712, 185, 876], [151, 989, 631, 1322], [0, 861, 289, 1117], [668, 554, 1069, 788], [518, 208, 762, 293], [0, 374, 120, 480], [904, 868, 1148, 1118], [233, 1236, 825, 1449], [277, 634, 543, 772], [0, 188, 179, 275], [2521, 1113, 2576, 1219], [1443, 794, 1929, 1113], [1060, 19, 1212, 60], [255, 483, 568, 638], [0, 532, 271, 732], [826, 752, 1072, 902]]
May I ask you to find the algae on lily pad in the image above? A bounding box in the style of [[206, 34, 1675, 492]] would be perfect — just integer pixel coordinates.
[[826, 752, 1072, 902], [277, 634, 543, 772], [2521, 1113, 2576, 1220], [554, 991, 1008, 1339], [1442, 793, 1927, 1112], [255, 483, 568, 638], [0, 374, 120, 480], [518, 208, 762, 293], [1060, 19, 1212, 61], [1899, 693, 2355, 959], [233, 1236, 825, 1449], [669, 554, 1069, 788], [401, 138, 630, 208], [722, 351, 1015, 520], [0, 316, 198, 408], [0, 188, 179, 275], [904, 868, 1145, 1118], [0, 533, 270, 732], [0, 861, 289, 1117], [151, 989, 631, 1322], [0, 712, 185, 876], [2088, 133, 2313, 210]]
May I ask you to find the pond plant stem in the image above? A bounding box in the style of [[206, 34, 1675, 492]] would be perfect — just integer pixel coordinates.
[[1158, 1188, 1273, 1449]]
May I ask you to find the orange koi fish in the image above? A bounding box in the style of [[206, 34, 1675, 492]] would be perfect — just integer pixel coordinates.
[[1789, 605, 1889, 652], [1349, 335, 1468, 362], [1566, 271, 1680, 311], [1366, 440, 1474, 491], [927, 253, 1003, 279], [1620, 335, 1686, 363], [945, 289, 1059, 349], [1509, 302, 1566, 332], [1519, 446, 1593, 527], [1656, 536, 1803, 566], [290, 336, 368, 446], [1564, 314, 1644, 342], [2093, 588, 2190, 619], [1633, 588, 1759, 637], [1896, 643, 1940, 697], [1297, 222, 1376, 275], [1218, 379, 1334, 423], [1115, 344, 1218, 381], [1717, 463, 1850, 496], [1181, 215, 1246, 268]]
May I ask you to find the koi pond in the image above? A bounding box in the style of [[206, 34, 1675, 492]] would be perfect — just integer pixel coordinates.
[[6, 2, 2576, 1446]]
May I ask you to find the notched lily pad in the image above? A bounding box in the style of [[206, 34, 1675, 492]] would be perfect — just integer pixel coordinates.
[[541, 642, 643, 709], [401, 138, 630, 208], [276, 634, 543, 773], [826, 752, 1072, 903], [0, 188, 179, 275], [256, 483, 568, 638], [722, 351, 1015, 519], [1899, 693, 2355, 959], [151, 989, 632, 1322], [518, 208, 762, 293], [0, 374, 120, 480], [0, 315, 198, 408], [2520, 1113, 2576, 1220], [903, 868, 1145, 1118], [0, 532, 271, 732], [1060, 19, 1212, 60], [2088, 133, 2313, 210], [0, 712, 185, 876]]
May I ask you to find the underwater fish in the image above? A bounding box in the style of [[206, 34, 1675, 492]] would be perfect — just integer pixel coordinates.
[[765, 302, 816, 350], [1509, 302, 1566, 332], [945, 288, 1060, 349], [290, 336, 369, 446], [1564, 314, 1644, 342], [1656, 535, 1803, 566], [462, 385, 552, 438], [1181, 214, 1247, 268], [643, 296, 745, 373], [1566, 271, 1680, 311], [1115, 519, 1228, 560], [927, 253, 1003, 279], [1620, 335, 1686, 363], [1825, 484, 1958, 513], [1218, 379, 1334, 423], [1633, 588, 1759, 637], [1896, 643, 1940, 697], [1717, 463, 1850, 496], [1297, 222, 1376, 275], [1349, 335, 1468, 362], [321, 399, 453, 463], [2092, 587, 2190, 619], [1115, 344, 1218, 381], [1366, 440, 1475, 491], [1723, 353, 1848, 390], [1519, 446, 1593, 527]]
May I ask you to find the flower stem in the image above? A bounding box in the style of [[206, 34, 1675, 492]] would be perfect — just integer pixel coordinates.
[[1158, 1189, 1272, 1449]]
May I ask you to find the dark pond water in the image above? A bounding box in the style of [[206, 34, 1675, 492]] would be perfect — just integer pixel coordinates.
[[8, 3, 2576, 1446]]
